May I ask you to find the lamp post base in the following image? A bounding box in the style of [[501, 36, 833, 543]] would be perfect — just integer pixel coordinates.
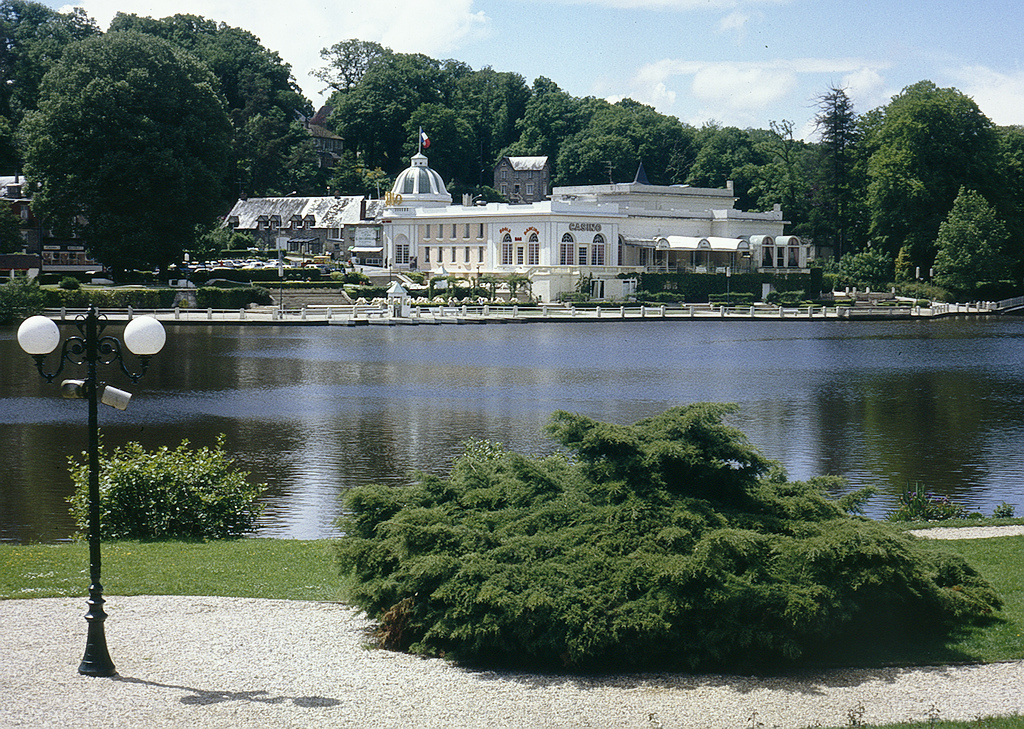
[[78, 587, 116, 677]]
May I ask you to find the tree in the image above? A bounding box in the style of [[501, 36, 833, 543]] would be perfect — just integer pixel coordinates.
[[864, 81, 1000, 267], [315, 39, 387, 94], [837, 248, 895, 289], [503, 77, 590, 181], [685, 123, 767, 211], [453, 67, 530, 186], [338, 405, 1000, 672], [555, 98, 696, 187], [811, 86, 861, 258], [21, 31, 232, 275], [107, 13, 319, 197], [933, 187, 1010, 293], [996, 125, 1024, 276], [0, 204, 22, 252], [0, 0, 99, 126], [329, 51, 454, 173], [406, 102, 475, 189]]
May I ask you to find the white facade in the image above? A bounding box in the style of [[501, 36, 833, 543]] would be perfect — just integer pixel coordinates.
[[378, 153, 806, 303]]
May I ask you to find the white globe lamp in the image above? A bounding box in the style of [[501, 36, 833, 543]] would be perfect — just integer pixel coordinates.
[[17, 315, 61, 355], [123, 316, 166, 356]]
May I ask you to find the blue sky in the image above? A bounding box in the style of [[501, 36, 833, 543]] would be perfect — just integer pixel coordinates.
[[50, 0, 1023, 139]]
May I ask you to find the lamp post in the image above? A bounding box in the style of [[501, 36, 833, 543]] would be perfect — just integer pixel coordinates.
[[17, 307, 166, 677]]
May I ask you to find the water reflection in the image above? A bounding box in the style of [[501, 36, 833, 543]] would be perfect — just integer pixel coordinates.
[[3, 317, 1024, 543]]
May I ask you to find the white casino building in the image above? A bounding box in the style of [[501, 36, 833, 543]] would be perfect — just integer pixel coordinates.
[[381, 153, 806, 302]]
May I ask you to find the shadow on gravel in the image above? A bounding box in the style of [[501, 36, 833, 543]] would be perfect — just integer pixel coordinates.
[[112, 676, 341, 708]]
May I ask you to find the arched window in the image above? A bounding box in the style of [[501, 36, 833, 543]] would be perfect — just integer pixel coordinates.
[[560, 233, 574, 265], [527, 232, 540, 265], [591, 233, 606, 266], [501, 233, 513, 266]]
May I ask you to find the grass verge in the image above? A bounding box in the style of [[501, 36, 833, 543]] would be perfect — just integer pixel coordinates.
[[0, 539, 342, 602]]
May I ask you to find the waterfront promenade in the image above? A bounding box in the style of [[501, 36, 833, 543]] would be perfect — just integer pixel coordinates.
[[42, 300, 999, 326]]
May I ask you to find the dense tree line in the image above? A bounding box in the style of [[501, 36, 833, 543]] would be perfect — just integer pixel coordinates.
[[2, 1, 1022, 289]]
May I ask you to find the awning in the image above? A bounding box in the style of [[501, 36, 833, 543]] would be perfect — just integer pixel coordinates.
[[656, 236, 748, 251], [350, 246, 383, 253]]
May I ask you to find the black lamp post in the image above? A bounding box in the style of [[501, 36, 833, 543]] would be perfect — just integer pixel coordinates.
[[17, 306, 166, 677]]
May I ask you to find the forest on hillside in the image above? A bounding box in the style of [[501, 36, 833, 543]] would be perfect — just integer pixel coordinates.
[[2, 1, 1023, 288]]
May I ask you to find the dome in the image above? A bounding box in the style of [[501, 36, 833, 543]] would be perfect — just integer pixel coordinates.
[[390, 152, 452, 207]]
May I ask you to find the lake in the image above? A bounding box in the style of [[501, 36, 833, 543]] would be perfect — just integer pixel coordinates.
[[3, 315, 1024, 543]]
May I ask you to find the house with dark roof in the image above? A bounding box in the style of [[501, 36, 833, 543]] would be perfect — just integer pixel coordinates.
[[224, 195, 384, 261], [493, 156, 550, 203], [298, 106, 344, 168]]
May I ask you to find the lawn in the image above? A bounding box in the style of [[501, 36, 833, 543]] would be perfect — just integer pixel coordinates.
[[0, 539, 342, 602]]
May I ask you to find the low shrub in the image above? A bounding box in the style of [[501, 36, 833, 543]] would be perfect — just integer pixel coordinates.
[[59, 276, 81, 290], [68, 436, 266, 540], [195, 286, 272, 308], [886, 483, 969, 522], [0, 277, 48, 323], [993, 502, 1016, 519], [338, 405, 1000, 673]]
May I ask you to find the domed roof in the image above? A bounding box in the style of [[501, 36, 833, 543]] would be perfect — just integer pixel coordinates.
[[390, 152, 451, 206]]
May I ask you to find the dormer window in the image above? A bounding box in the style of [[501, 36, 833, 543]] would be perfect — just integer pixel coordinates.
[[291, 215, 303, 229]]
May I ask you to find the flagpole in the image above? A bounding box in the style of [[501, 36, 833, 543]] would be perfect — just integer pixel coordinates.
[[418, 126, 422, 155]]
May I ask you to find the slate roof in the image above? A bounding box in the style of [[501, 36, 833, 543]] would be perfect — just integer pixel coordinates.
[[225, 197, 384, 229], [505, 156, 548, 171]]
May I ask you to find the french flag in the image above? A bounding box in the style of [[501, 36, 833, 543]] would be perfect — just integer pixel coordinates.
[[420, 129, 430, 149]]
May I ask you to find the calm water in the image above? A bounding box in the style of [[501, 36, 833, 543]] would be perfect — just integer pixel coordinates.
[[3, 316, 1024, 543]]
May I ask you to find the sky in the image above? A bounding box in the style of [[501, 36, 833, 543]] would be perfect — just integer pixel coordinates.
[[49, 0, 1024, 140]]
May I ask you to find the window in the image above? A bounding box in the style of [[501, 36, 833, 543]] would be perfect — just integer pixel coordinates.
[[463, 224, 470, 239], [452, 224, 457, 238], [501, 233, 513, 265], [464, 246, 470, 263], [396, 244, 410, 265], [763, 247, 774, 267], [591, 234, 605, 266], [424, 247, 430, 263], [478, 246, 484, 263], [560, 233, 574, 265], [478, 223, 484, 238], [527, 233, 539, 265], [789, 247, 799, 267], [516, 246, 524, 265], [424, 224, 431, 239], [578, 246, 588, 266], [500, 184, 507, 195], [526, 184, 534, 196]]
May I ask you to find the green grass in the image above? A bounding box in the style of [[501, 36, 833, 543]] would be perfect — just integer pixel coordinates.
[[0, 539, 342, 602]]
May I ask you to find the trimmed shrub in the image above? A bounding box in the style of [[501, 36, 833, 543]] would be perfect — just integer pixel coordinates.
[[195, 286, 272, 308], [68, 436, 266, 540], [0, 277, 48, 323], [338, 405, 1001, 673], [59, 276, 81, 290]]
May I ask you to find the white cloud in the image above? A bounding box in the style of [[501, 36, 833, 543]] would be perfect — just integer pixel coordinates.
[[717, 11, 750, 36], [954, 65, 1024, 126], [62, 0, 490, 105], [619, 57, 890, 127]]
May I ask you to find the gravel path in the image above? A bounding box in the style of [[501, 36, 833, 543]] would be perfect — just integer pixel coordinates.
[[2, 594, 1022, 729]]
